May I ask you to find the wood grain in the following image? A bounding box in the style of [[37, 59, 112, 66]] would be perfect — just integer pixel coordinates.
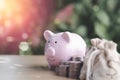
[[0, 55, 75, 80]]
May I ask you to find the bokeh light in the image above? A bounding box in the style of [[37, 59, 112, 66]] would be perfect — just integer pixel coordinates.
[[0, 0, 34, 31], [0, 0, 54, 54]]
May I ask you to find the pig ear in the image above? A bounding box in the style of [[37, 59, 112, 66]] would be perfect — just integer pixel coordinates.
[[44, 30, 54, 40], [62, 32, 70, 42]]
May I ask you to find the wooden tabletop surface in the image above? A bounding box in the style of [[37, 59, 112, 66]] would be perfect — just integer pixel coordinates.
[[0, 55, 75, 80]]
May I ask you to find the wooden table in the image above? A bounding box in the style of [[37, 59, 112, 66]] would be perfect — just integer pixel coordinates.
[[0, 55, 75, 80]]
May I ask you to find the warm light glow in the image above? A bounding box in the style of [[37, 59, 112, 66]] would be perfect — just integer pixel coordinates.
[[0, 0, 6, 10], [0, 0, 20, 13], [4, 19, 12, 28], [0, 27, 4, 36], [0, 0, 23, 28], [0, 0, 34, 30]]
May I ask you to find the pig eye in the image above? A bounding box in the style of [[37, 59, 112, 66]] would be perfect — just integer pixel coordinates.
[[48, 41, 50, 43], [55, 41, 57, 43]]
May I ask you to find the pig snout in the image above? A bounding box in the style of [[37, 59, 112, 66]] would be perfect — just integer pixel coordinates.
[[45, 47, 55, 57]]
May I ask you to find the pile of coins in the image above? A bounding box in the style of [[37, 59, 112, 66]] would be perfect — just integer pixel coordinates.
[[55, 57, 83, 79]]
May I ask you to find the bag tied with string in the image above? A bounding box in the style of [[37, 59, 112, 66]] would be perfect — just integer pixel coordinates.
[[80, 38, 120, 80]]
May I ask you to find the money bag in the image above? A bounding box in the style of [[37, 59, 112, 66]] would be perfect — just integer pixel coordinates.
[[80, 38, 120, 80]]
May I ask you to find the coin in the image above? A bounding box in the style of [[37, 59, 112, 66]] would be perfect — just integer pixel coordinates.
[[61, 61, 71, 65], [54, 57, 84, 79]]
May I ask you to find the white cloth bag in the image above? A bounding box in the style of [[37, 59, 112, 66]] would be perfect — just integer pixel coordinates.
[[80, 38, 120, 80]]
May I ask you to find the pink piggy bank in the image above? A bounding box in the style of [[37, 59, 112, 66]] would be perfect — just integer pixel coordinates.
[[44, 30, 86, 68]]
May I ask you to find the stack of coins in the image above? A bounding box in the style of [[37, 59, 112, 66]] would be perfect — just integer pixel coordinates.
[[74, 57, 83, 72], [58, 64, 69, 77], [54, 57, 83, 79], [69, 61, 81, 79]]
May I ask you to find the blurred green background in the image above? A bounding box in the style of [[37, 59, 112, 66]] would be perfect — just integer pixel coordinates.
[[21, 0, 120, 55]]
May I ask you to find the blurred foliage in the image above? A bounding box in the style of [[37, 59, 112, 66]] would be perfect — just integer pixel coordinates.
[[54, 0, 120, 52], [31, 36, 46, 55]]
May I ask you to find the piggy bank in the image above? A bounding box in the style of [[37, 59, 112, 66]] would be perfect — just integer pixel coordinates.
[[44, 30, 86, 68]]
